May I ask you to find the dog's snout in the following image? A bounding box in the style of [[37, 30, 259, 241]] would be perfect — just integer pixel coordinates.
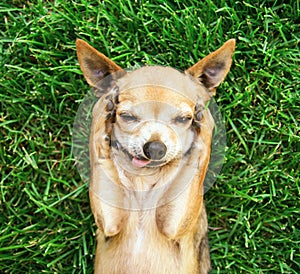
[[143, 141, 167, 161]]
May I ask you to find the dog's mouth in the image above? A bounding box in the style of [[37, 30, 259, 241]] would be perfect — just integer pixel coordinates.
[[132, 155, 167, 168], [111, 139, 166, 168], [132, 156, 151, 168]]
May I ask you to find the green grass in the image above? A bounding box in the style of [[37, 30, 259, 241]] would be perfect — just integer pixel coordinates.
[[0, 0, 299, 273]]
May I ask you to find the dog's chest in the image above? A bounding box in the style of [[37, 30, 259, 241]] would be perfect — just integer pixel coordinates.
[[133, 226, 144, 255], [116, 169, 170, 208], [100, 209, 181, 273], [131, 214, 150, 256], [125, 211, 157, 253]]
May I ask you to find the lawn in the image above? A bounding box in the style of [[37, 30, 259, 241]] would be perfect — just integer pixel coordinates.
[[0, 0, 299, 273]]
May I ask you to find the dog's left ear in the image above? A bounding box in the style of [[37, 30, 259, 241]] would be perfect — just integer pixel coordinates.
[[185, 39, 235, 96], [76, 39, 125, 96]]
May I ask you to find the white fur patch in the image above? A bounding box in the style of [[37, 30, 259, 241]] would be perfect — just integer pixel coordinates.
[[133, 229, 144, 255]]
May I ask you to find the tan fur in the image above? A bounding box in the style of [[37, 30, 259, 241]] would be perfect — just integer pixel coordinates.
[[76, 39, 235, 273]]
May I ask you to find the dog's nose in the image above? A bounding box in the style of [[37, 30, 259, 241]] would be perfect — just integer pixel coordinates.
[[143, 141, 167, 161]]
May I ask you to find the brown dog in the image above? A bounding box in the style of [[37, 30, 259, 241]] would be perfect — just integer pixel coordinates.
[[76, 39, 235, 273]]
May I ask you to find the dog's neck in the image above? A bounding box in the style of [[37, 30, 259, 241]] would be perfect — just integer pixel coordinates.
[[110, 144, 190, 209]]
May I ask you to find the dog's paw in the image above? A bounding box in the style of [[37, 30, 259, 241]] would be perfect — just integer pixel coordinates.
[[156, 219, 178, 239], [90, 191, 128, 236], [104, 86, 119, 122], [92, 87, 119, 160], [96, 133, 111, 160], [193, 102, 204, 129]]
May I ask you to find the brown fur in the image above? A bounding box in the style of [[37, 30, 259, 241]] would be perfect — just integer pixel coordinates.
[[76, 39, 235, 273]]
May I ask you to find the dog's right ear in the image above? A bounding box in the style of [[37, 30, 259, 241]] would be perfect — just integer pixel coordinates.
[[76, 39, 125, 96]]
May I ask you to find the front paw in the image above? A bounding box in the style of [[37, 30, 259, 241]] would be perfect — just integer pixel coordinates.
[[91, 87, 119, 160], [104, 87, 118, 122], [90, 191, 127, 237], [156, 202, 193, 240], [193, 102, 204, 129], [156, 213, 178, 239]]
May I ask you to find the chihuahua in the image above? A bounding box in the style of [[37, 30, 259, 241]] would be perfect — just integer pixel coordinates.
[[76, 38, 235, 273]]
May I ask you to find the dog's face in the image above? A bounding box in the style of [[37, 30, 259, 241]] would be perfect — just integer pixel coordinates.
[[76, 39, 235, 171], [113, 83, 196, 168], [104, 65, 216, 171]]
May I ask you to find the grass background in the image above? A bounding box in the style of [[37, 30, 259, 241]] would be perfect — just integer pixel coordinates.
[[0, 0, 299, 273]]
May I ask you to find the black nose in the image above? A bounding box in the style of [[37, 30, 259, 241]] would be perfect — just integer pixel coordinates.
[[143, 141, 167, 161]]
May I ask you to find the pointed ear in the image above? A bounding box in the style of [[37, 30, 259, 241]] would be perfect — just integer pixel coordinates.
[[185, 39, 235, 96], [76, 39, 125, 94]]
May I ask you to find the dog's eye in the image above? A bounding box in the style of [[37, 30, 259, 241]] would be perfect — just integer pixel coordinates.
[[119, 112, 138, 122], [174, 115, 192, 124]]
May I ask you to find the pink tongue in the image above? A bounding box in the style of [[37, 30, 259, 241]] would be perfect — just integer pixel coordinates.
[[132, 157, 150, 168]]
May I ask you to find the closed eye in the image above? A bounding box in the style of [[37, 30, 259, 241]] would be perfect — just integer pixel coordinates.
[[174, 115, 192, 124], [119, 112, 138, 122]]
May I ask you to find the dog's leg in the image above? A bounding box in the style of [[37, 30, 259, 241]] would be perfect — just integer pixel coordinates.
[[156, 120, 212, 272], [156, 126, 210, 236], [90, 95, 128, 237]]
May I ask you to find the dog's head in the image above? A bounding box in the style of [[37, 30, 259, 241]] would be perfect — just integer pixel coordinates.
[[76, 39, 235, 171], [112, 68, 200, 169]]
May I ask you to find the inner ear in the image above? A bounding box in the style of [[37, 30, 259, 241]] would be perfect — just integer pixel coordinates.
[[185, 39, 235, 95], [199, 61, 226, 89], [76, 39, 125, 96], [83, 57, 112, 79]]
